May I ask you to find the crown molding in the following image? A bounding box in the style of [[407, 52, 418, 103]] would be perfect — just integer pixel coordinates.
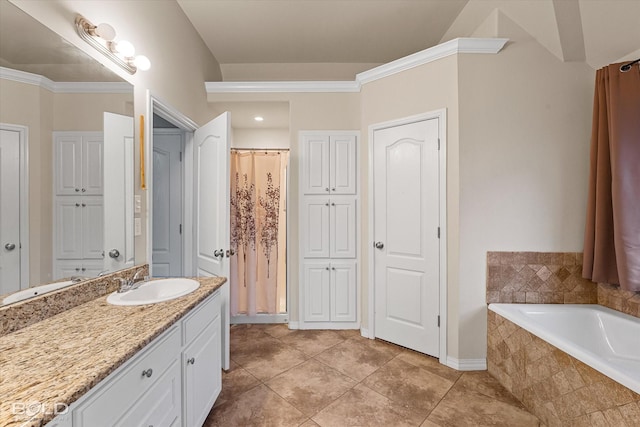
[[0, 67, 132, 94], [356, 38, 509, 85], [205, 80, 361, 93], [206, 38, 508, 94]]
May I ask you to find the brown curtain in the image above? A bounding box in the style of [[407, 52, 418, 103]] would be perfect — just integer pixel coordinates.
[[230, 150, 288, 315], [583, 62, 640, 292]]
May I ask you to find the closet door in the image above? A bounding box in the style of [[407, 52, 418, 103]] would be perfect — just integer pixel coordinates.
[[302, 134, 330, 195], [82, 135, 104, 195], [82, 197, 104, 259], [303, 261, 331, 322], [329, 135, 356, 195], [55, 134, 82, 195], [55, 198, 83, 259], [329, 197, 356, 258], [302, 198, 330, 258], [330, 260, 356, 322]]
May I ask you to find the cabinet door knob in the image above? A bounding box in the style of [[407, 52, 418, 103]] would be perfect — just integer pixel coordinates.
[[374, 241, 385, 249], [81, 203, 86, 207], [75, 203, 80, 207], [142, 368, 153, 378], [331, 202, 335, 206], [75, 268, 80, 271], [4, 243, 16, 251], [325, 187, 329, 192], [81, 267, 86, 271], [325, 267, 329, 270], [332, 188, 336, 191], [187, 357, 195, 365], [81, 188, 86, 192], [325, 203, 329, 206], [75, 188, 80, 192], [332, 267, 336, 270]]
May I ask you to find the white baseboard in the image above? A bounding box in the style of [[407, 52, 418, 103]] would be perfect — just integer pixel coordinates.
[[360, 327, 373, 339], [446, 356, 487, 371], [287, 321, 299, 330]]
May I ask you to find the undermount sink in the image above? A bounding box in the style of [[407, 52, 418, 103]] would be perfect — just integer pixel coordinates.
[[107, 278, 200, 306]]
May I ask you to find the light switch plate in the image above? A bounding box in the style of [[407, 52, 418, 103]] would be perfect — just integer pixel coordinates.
[[134, 195, 141, 214], [134, 218, 142, 236]]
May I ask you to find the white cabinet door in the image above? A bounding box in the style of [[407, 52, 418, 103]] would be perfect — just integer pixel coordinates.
[[330, 135, 356, 195], [183, 316, 221, 427], [303, 261, 331, 322], [329, 197, 356, 258], [82, 135, 103, 195], [330, 260, 357, 322], [55, 135, 82, 195], [302, 198, 330, 258], [55, 198, 83, 259], [117, 360, 181, 427], [82, 197, 104, 259], [302, 134, 330, 195]]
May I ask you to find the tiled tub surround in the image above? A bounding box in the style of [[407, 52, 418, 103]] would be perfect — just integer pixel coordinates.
[[487, 252, 597, 304], [598, 283, 640, 318], [0, 265, 149, 337], [487, 309, 640, 426], [0, 276, 226, 427]]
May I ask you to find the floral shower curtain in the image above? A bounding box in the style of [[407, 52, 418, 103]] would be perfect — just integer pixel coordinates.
[[582, 62, 640, 292], [230, 150, 288, 315]]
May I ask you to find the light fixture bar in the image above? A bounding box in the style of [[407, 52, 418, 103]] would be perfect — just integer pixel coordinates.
[[75, 14, 137, 74]]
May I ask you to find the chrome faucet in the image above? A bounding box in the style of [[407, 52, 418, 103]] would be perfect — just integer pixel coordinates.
[[117, 268, 148, 293]]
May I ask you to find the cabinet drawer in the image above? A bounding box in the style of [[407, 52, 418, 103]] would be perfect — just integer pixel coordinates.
[[73, 326, 180, 427], [183, 291, 221, 345]]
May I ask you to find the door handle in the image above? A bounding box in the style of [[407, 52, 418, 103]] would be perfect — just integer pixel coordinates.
[[374, 241, 384, 249], [4, 243, 16, 251], [214, 249, 225, 258], [226, 249, 236, 257], [108, 249, 120, 259]]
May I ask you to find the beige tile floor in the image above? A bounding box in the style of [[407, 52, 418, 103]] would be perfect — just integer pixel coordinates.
[[204, 324, 542, 426]]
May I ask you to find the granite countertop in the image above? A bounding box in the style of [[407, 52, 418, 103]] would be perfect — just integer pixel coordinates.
[[0, 276, 226, 427]]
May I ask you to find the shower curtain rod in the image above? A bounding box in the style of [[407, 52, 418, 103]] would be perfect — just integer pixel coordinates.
[[230, 148, 290, 152], [620, 58, 639, 72]]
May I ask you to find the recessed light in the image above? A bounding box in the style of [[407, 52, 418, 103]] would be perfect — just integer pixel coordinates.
[[254, 116, 264, 122]]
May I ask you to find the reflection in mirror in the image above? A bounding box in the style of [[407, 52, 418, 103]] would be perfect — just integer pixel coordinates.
[[0, 0, 134, 305]]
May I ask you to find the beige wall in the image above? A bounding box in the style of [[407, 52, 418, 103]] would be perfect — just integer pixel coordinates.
[[454, 14, 594, 359], [231, 128, 290, 150], [1, 78, 133, 285], [359, 55, 461, 354]]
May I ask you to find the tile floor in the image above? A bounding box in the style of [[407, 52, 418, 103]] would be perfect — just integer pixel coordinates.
[[204, 324, 542, 426]]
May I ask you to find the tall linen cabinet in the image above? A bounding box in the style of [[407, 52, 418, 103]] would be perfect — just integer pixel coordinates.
[[53, 132, 104, 279], [299, 131, 359, 328]]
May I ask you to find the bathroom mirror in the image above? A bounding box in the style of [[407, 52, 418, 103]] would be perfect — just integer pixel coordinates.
[[0, 0, 134, 304]]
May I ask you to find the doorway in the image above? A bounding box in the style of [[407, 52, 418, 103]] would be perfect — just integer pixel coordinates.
[[0, 124, 28, 293], [152, 125, 184, 277], [369, 111, 447, 361], [229, 149, 289, 323]]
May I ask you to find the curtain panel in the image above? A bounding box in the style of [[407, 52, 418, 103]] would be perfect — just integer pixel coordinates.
[[583, 62, 640, 292]]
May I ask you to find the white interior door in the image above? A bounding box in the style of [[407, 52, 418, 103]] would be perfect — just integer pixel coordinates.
[[373, 118, 440, 357], [194, 111, 230, 370], [0, 128, 21, 294], [103, 112, 134, 272], [152, 130, 183, 277]]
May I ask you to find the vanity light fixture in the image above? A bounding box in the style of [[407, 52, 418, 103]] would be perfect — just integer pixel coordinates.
[[75, 14, 150, 74]]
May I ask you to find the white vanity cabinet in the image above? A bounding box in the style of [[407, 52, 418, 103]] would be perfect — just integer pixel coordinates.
[[301, 133, 357, 195], [51, 290, 222, 427]]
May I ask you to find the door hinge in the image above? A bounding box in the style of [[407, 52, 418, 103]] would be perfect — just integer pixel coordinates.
[[437, 315, 440, 327], [179, 151, 182, 162], [438, 138, 440, 150], [437, 227, 440, 238], [179, 224, 182, 234]]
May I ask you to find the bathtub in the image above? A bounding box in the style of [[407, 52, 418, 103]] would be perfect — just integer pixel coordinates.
[[488, 303, 640, 394]]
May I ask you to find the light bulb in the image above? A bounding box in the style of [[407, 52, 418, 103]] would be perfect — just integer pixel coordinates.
[[115, 40, 135, 57], [254, 116, 264, 122], [94, 23, 116, 41], [133, 55, 151, 71]]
